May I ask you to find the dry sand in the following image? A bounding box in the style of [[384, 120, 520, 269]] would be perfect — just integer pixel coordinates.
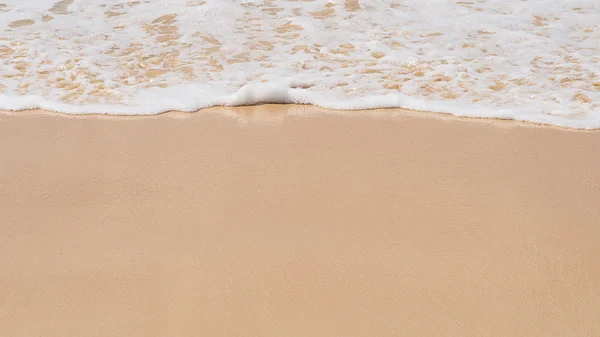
[[1, 105, 599, 336]]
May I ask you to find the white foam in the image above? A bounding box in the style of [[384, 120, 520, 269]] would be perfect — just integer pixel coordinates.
[[1, 0, 599, 128]]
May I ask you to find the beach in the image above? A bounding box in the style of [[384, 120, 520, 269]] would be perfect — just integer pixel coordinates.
[[2, 0, 600, 335], [1, 105, 599, 336]]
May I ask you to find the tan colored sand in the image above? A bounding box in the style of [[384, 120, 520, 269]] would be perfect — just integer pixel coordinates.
[[1, 105, 599, 337]]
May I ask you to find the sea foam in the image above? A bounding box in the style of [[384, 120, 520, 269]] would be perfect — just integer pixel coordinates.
[[1, 0, 599, 128]]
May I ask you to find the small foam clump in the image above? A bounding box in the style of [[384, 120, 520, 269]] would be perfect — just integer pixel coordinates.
[[1, 0, 599, 128]]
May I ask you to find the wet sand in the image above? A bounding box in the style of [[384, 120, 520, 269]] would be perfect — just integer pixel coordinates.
[[1, 105, 599, 336]]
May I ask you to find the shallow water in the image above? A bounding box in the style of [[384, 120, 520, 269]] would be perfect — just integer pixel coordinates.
[[1, 0, 599, 127]]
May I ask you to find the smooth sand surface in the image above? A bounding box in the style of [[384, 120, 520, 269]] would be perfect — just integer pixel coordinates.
[[1, 105, 599, 336]]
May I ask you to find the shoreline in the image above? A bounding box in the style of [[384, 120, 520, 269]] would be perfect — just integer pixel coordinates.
[[2, 104, 599, 132], [2, 105, 599, 336]]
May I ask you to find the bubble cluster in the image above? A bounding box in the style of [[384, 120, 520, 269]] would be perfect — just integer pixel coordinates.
[[1, 0, 599, 127]]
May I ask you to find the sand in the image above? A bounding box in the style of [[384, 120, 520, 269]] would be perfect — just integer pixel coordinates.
[[1, 105, 599, 336]]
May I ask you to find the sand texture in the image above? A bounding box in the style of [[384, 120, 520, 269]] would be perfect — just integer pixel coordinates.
[[1, 106, 600, 336]]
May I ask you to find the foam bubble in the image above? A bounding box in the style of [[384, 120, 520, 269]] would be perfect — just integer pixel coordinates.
[[1, 0, 599, 128]]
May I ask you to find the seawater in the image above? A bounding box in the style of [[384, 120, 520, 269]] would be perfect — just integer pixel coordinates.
[[1, 0, 599, 128]]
